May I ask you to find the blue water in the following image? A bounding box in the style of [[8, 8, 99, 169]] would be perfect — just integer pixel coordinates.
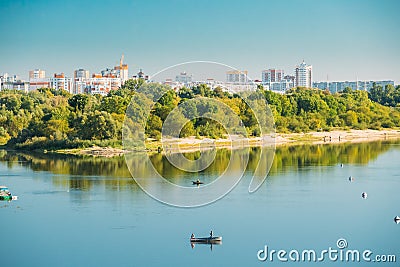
[[1, 142, 399, 266]]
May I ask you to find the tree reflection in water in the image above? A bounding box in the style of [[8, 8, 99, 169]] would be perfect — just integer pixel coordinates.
[[0, 139, 398, 192]]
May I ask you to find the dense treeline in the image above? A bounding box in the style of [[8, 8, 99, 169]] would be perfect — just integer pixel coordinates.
[[0, 80, 399, 150], [266, 86, 400, 132], [368, 83, 400, 107]]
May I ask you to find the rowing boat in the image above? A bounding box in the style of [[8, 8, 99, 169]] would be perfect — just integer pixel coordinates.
[[192, 181, 204, 185], [190, 236, 222, 243]]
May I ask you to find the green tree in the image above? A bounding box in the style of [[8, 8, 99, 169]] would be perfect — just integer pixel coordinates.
[[79, 111, 117, 140], [68, 94, 89, 112]]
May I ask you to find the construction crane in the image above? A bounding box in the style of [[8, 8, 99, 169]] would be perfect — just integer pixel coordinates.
[[120, 54, 124, 69]]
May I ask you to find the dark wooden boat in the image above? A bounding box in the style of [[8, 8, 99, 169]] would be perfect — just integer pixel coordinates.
[[190, 236, 222, 243]]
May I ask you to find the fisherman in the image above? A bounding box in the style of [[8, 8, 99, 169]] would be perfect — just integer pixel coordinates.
[[191, 233, 195, 239], [210, 230, 213, 238]]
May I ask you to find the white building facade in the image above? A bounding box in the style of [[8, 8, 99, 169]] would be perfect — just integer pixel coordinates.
[[226, 70, 248, 83], [86, 75, 121, 96], [29, 69, 46, 79], [295, 60, 312, 88], [50, 73, 73, 92]]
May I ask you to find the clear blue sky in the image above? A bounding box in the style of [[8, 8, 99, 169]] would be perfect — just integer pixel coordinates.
[[1, 0, 399, 83]]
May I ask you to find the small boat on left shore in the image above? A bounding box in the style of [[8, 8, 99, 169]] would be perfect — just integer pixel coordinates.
[[0, 186, 16, 201]]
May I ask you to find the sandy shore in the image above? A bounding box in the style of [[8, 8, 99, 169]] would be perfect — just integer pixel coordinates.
[[275, 129, 400, 146], [159, 129, 400, 154], [68, 129, 400, 157]]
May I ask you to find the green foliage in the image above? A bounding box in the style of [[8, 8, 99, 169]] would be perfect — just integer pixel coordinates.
[[79, 111, 117, 140], [369, 83, 400, 107], [68, 94, 89, 112], [0, 84, 399, 150]]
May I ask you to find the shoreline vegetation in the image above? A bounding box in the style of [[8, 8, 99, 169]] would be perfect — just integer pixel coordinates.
[[1, 81, 400, 157]]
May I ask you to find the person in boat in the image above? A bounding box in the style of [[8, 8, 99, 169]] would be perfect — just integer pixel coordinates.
[[191, 233, 195, 239], [210, 230, 213, 238], [196, 179, 200, 183]]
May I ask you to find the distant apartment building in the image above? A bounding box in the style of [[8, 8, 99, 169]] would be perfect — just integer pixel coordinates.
[[113, 54, 129, 84], [50, 73, 73, 92], [73, 69, 90, 94], [262, 69, 284, 83], [0, 73, 29, 92], [261, 69, 294, 92], [268, 79, 294, 92], [313, 80, 395, 93], [74, 68, 89, 80], [175, 72, 192, 84], [0, 73, 14, 90], [28, 69, 49, 90], [73, 60, 125, 95], [226, 70, 248, 83], [29, 69, 45, 79], [114, 65, 128, 84], [85, 74, 121, 96], [295, 60, 312, 88], [29, 79, 50, 90]]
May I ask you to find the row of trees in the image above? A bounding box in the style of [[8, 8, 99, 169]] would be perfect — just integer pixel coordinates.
[[368, 83, 400, 107], [266, 86, 400, 132], [0, 81, 399, 150]]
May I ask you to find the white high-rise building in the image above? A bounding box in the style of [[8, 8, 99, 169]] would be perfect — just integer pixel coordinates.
[[73, 69, 90, 94], [295, 60, 312, 88], [50, 73, 73, 92]]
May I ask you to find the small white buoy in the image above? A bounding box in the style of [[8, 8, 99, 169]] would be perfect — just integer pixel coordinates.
[[361, 192, 367, 199], [394, 216, 400, 224]]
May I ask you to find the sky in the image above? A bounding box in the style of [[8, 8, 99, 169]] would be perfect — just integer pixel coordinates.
[[1, 0, 399, 83]]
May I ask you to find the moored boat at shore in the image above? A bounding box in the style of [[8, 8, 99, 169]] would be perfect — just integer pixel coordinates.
[[0, 186, 13, 201]]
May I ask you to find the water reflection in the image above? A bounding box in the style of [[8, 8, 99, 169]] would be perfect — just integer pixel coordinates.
[[190, 242, 221, 251], [0, 139, 398, 193]]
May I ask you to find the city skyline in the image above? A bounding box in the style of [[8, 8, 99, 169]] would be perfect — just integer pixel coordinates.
[[1, 0, 399, 83]]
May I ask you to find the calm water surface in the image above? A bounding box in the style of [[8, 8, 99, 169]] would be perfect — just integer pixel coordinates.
[[1, 141, 399, 266]]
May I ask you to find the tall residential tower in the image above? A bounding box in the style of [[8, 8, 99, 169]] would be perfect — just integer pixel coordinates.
[[295, 60, 312, 88]]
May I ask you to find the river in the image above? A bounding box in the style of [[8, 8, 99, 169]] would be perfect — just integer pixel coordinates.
[[1, 140, 399, 266]]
